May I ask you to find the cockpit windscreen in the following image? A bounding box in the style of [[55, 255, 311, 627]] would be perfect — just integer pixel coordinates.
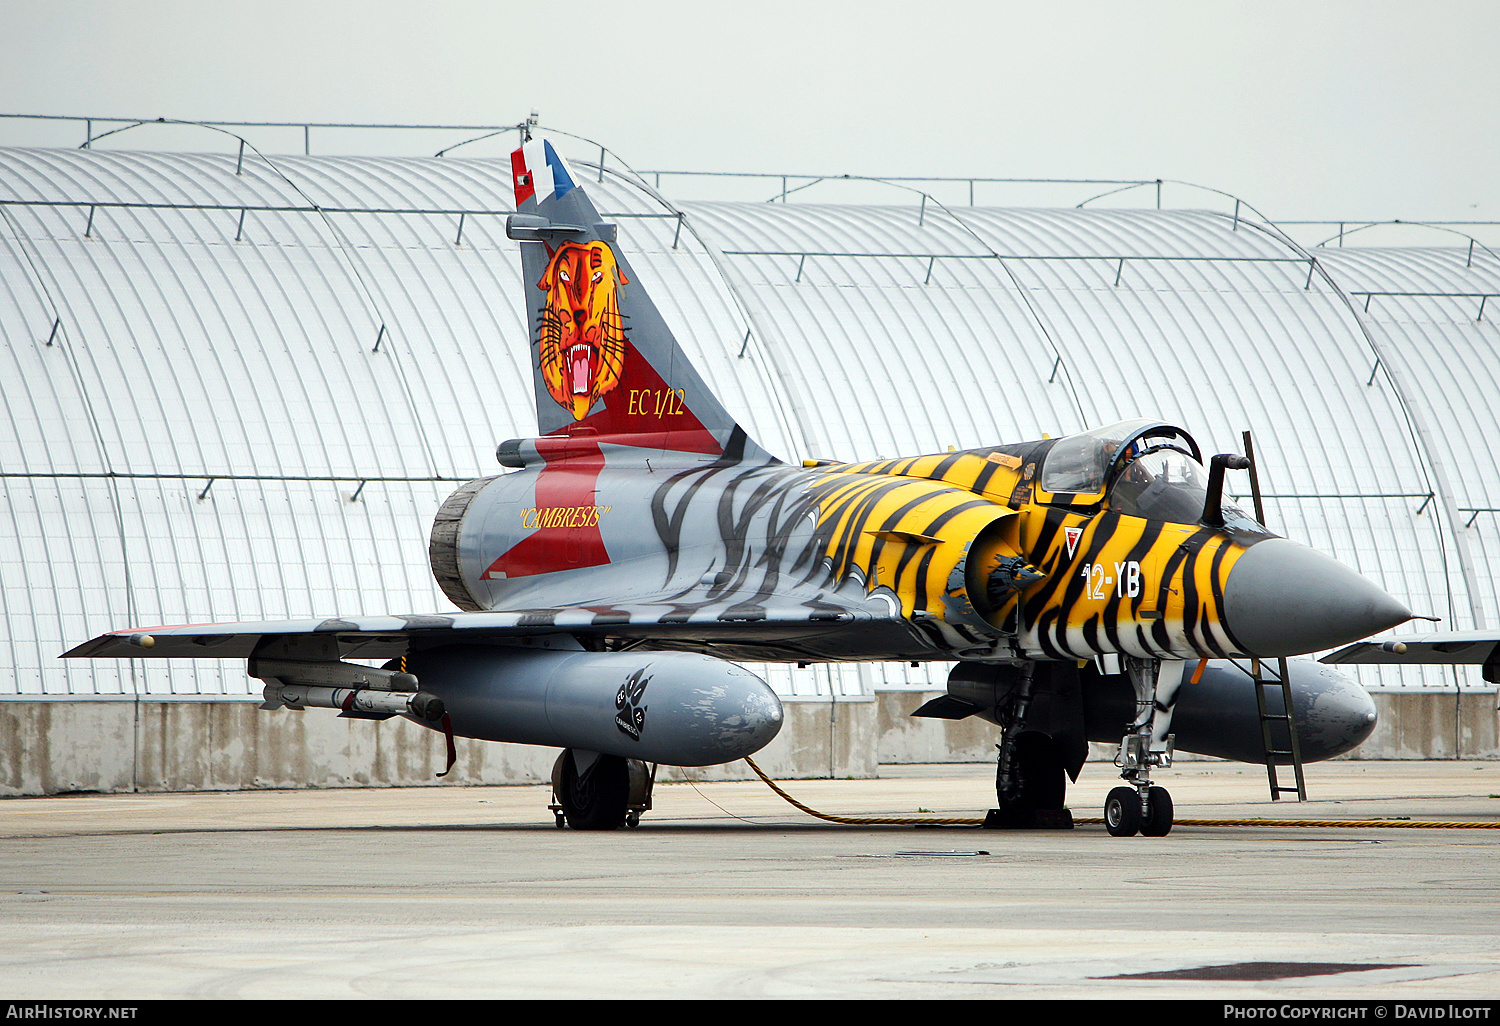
[[1108, 444, 1211, 524], [1039, 420, 1249, 527]]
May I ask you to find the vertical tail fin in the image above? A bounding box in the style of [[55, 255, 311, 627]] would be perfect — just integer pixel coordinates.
[[507, 139, 768, 460]]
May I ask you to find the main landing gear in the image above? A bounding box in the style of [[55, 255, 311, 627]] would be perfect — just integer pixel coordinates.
[[1105, 657, 1183, 837], [549, 749, 656, 830], [988, 664, 1075, 829]]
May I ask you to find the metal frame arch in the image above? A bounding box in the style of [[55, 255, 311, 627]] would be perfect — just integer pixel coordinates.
[[1223, 205, 1482, 633]]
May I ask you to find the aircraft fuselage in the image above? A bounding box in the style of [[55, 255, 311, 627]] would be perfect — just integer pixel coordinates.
[[430, 420, 1396, 667]]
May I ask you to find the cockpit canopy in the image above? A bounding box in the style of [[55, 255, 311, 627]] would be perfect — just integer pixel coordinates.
[[1039, 419, 1245, 526]]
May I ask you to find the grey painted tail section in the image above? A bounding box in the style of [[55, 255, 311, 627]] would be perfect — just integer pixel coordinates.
[[508, 138, 773, 461]]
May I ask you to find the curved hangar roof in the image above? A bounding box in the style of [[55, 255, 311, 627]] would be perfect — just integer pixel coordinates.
[[1, 143, 1495, 696]]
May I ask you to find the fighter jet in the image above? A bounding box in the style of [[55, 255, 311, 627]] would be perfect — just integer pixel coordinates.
[[65, 139, 1414, 835]]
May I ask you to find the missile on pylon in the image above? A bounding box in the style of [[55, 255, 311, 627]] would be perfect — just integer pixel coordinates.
[[260, 681, 446, 721]]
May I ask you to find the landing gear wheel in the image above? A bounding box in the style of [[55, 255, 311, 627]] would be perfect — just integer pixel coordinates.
[[558, 751, 630, 830], [1000, 733, 1067, 812], [1105, 786, 1141, 837], [1141, 785, 1173, 837]]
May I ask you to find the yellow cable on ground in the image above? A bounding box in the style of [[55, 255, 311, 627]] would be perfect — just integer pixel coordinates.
[[742, 758, 1500, 830], [744, 756, 983, 826]]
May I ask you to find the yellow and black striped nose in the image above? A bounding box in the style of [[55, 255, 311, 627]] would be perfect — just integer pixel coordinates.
[[1223, 538, 1413, 657]]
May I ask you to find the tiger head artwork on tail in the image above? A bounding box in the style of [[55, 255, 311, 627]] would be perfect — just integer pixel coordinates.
[[507, 137, 761, 456], [537, 240, 629, 422]]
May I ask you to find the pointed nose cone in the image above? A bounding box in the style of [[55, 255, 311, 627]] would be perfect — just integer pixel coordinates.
[[1224, 538, 1412, 657]]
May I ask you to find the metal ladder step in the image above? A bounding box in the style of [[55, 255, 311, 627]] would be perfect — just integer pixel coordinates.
[[1240, 430, 1308, 803], [1252, 660, 1307, 802]]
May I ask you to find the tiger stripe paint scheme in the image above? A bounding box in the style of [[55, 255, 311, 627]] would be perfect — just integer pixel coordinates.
[[795, 446, 1266, 662], [430, 431, 1266, 668], [1018, 508, 1257, 661], [785, 454, 1264, 662]]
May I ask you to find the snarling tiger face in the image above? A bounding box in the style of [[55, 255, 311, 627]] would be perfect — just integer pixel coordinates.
[[536, 240, 629, 421]]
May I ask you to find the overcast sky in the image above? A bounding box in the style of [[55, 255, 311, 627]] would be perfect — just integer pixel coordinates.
[[2, 1, 1496, 230]]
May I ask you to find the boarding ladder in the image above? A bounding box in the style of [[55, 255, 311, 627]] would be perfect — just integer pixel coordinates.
[[1241, 431, 1307, 801], [1251, 656, 1307, 801]]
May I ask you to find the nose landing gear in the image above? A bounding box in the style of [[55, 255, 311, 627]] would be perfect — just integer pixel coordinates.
[[1105, 657, 1182, 837]]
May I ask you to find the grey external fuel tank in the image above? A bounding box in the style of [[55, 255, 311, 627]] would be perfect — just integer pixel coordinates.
[[1078, 659, 1378, 764], [406, 645, 784, 767], [931, 658, 1378, 765]]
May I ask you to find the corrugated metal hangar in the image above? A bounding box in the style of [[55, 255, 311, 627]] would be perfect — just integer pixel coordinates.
[[1, 122, 1498, 790]]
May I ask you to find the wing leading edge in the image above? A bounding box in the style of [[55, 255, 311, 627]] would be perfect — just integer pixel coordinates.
[[1321, 631, 1500, 682], [62, 592, 910, 665]]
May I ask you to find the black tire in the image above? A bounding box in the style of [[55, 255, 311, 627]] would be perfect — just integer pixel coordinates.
[[996, 732, 1068, 812], [1104, 785, 1142, 837], [1141, 785, 1174, 837], [558, 751, 630, 830]]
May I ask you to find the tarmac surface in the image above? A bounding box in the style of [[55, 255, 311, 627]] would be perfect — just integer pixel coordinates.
[[2, 760, 1500, 1001]]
